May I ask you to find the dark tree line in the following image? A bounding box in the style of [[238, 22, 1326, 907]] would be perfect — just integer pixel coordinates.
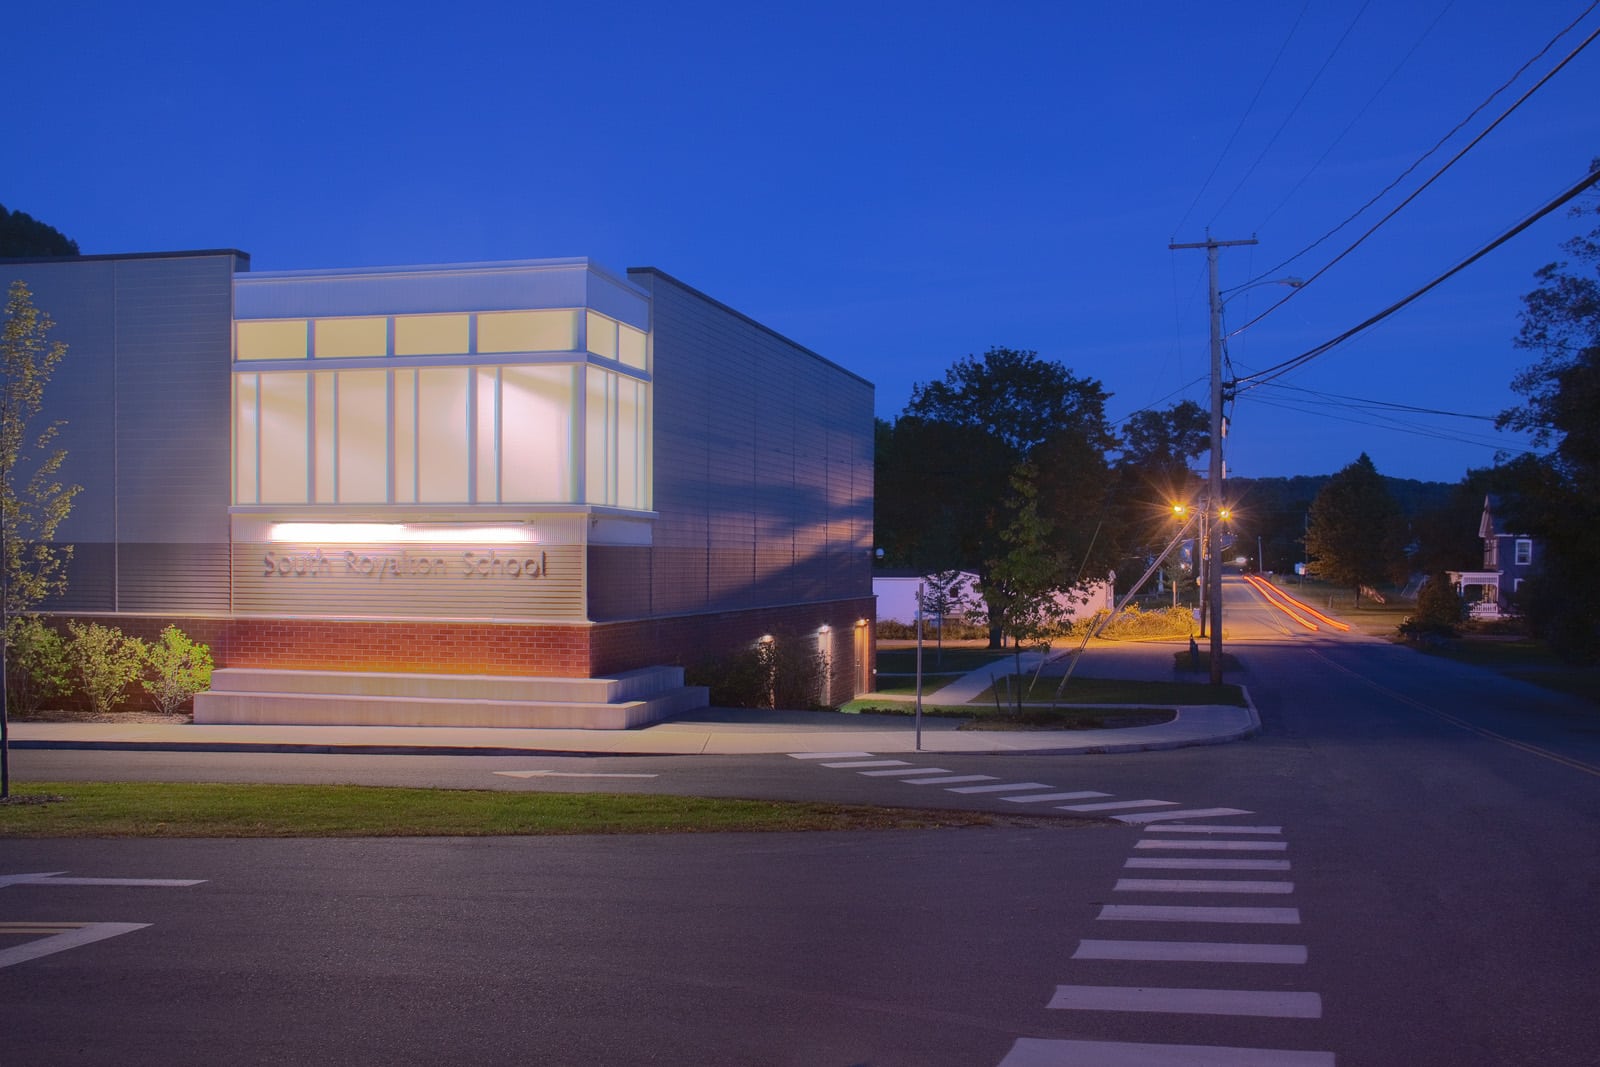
[[0, 205, 79, 258]]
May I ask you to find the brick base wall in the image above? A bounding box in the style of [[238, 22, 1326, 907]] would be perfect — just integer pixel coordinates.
[[44, 597, 878, 702], [590, 597, 877, 703]]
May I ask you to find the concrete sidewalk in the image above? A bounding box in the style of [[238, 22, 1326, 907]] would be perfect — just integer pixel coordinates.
[[9, 642, 1257, 757]]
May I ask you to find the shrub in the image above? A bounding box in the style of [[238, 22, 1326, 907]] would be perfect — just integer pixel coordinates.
[[875, 618, 989, 641], [1400, 571, 1465, 639], [685, 632, 828, 710], [142, 625, 214, 714], [1063, 605, 1194, 641], [5, 615, 71, 715], [64, 621, 146, 715]]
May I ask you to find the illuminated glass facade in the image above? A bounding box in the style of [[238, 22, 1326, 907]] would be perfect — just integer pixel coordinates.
[[232, 302, 651, 510]]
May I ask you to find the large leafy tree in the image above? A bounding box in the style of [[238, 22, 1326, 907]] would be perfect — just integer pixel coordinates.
[[1304, 453, 1406, 604], [906, 347, 1114, 456], [1118, 400, 1209, 490], [882, 348, 1118, 646], [1496, 188, 1600, 658]]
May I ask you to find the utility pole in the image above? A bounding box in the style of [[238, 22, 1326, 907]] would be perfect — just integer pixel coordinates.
[[1169, 233, 1256, 684]]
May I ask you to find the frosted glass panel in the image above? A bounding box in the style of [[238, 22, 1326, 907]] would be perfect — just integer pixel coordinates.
[[258, 374, 309, 503], [395, 314, 469, 356], [417, 368, 469, 502], [315, 317, 388, 358], [235, 375, 258, 503], [618, 324, 647, 370], [313, 373, 336, 503], [618, 378, 642, 509], [237, 320, 307, 361], [586, 311, 617, 360], [339, 370, 390, 503], [478, 310, 579, 353], [586, 370, 612, 505], [502, 365, 576, 502], [476, 369, 498, 503], [394, 370, 416, 504]]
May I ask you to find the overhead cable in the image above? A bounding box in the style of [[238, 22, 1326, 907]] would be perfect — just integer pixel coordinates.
[[1252, 380, 1499, 421], [1232, 163, 1600, 391], [1229, 13, 1600, 331], [1170, 0, 1311, 238], [1208, 0, 1375, 226], [1256, 0, 1458, 232]]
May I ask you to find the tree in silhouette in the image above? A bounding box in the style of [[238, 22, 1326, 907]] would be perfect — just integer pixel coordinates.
[[1304, 453, 1406, 605], [0, 205, 79, 258]]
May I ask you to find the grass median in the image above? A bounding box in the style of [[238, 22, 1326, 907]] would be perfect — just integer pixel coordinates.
[[0, 781, 1042, 838]]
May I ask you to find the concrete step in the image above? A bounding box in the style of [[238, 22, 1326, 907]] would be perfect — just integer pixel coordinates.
[[206, 665, 685, 703], [193, 667, 709, 730]]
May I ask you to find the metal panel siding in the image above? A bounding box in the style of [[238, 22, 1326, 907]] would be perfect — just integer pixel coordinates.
[[0, 253, 239, 615], [633, 270, 873, 619], [117, 543, 230, 612], [113, 256, 233, 545], [0, 260, 119, 548]]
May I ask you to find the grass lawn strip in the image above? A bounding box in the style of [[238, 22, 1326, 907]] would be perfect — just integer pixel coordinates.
[[0, 782, 1068, 838], [973, 676, 1246, 708]]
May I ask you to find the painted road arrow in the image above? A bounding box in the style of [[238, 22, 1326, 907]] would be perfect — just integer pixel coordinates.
[[0, 871, 207, 888], [0, 922, 152, 970]]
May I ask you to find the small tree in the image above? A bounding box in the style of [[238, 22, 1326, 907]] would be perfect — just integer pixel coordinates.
[[64, 621, 146, 716], [976, 466, 1075, 705], [2, 280, 81, 797], [918, 569, 978, 668], [142, 625, 214, 714]]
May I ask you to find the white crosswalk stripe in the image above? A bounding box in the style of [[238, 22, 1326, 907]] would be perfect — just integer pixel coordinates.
[[945, 781, 1054, 794], [1047, 984, 1322, 1018], [1098, 904, 1301, 924], [1000, 791, 1112, 804], [1072, 939, 1307, 964], [1145, 824, 1283, 834], [999, 1037, 1335, 1066], [858, 767, 948, 777], [1126, 857, 1291, 871], [1058, 799, 1177, 812], [1115, 807, 1254, 824], [1113, 877, 1295, 894], [901, 774, 996, 785], [819, 759, 908, 768], [786, 751, 872, 759], [1134, 839, 1288, 851]]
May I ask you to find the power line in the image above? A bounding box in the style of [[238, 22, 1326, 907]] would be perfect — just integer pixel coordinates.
[[1238, 393, 1535, 454], [1229, 10, 1600, 328], [1170, 0, 1311, 238], [1232, 162, 1600, 391], [1256, 0, 1459, 232], [1209, 0, 1375, 226], [1111, 373, 1210, 429], [1252, 381, 1499, 421]]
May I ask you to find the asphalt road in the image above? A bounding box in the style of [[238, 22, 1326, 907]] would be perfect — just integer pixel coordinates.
[[5, 575, 1599, 1065]]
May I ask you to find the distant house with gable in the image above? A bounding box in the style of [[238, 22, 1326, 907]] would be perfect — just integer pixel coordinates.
[[1448, 494, 1539, 618]]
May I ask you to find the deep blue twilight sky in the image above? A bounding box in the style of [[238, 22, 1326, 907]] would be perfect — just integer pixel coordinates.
[[8, 1, 1599, 483]]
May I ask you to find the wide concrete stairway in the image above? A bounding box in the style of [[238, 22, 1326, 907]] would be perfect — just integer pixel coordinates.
[[193, 665, 709, 730]]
